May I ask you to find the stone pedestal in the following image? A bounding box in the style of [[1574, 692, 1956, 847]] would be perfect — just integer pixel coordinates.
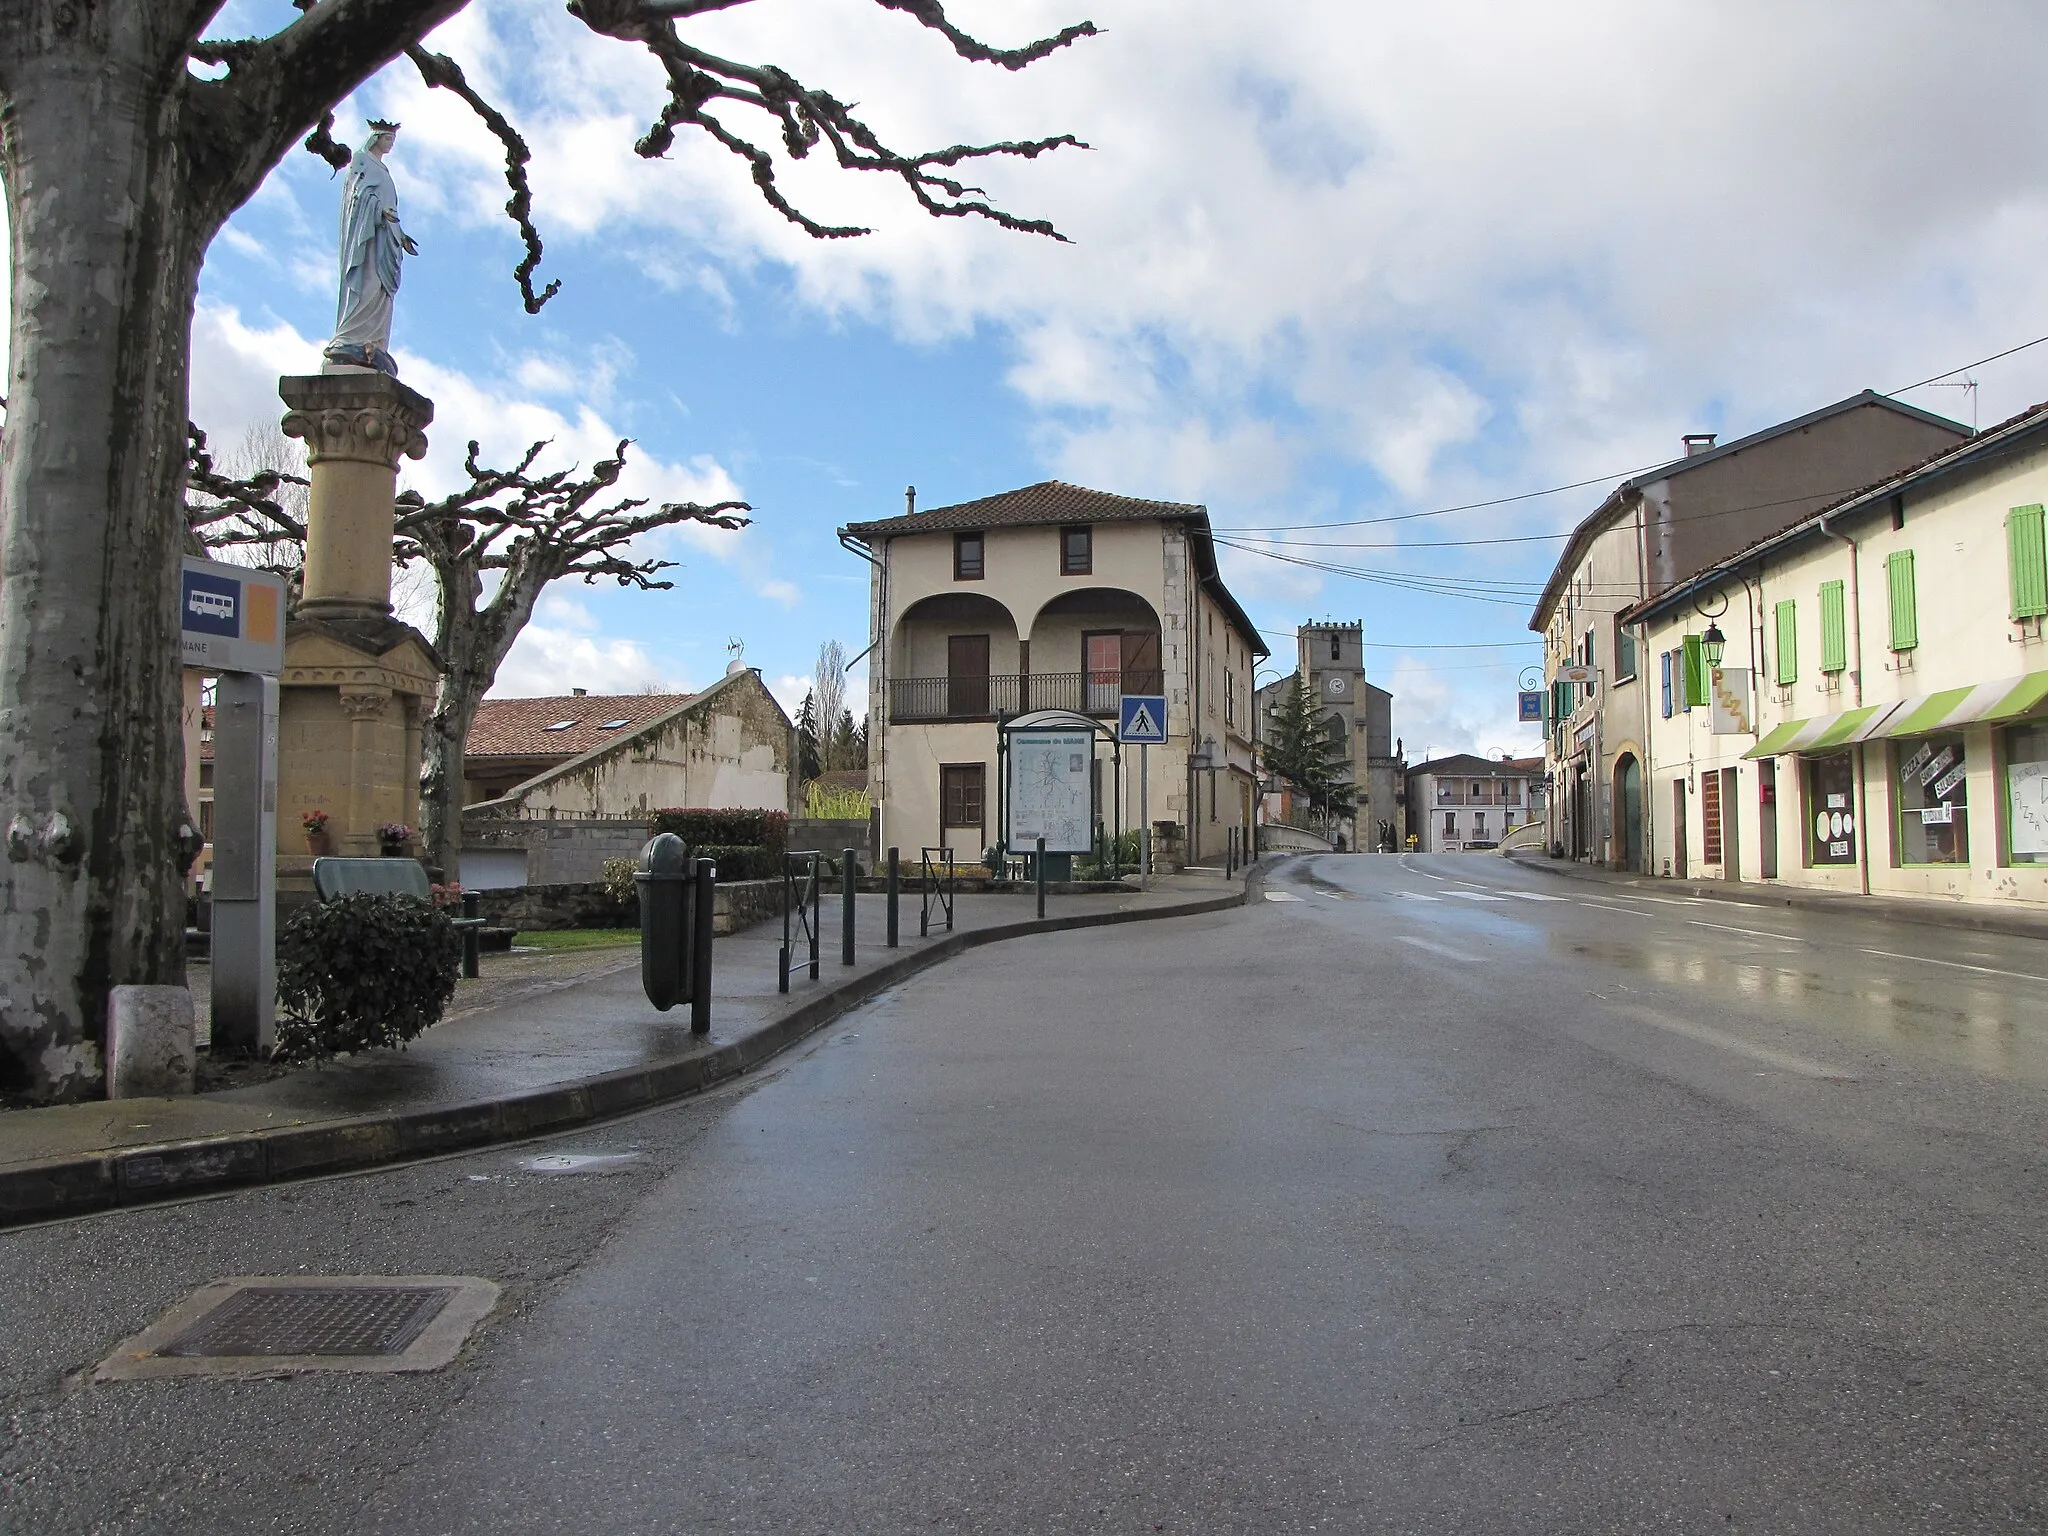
[[107, 986, 196, 1098], [275, 374, 440, 877]]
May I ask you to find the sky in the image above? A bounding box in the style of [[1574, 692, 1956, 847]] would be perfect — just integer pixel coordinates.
[[158, 0, 2048, 759]]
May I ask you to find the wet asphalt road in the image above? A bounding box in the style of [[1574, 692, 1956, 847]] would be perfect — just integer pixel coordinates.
[[4, 853, 2048, 1533]]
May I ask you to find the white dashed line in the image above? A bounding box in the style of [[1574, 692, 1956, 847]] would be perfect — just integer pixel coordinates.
[[1687, 920, 1807, 943], [1264, 891, 1305, 902], [1392, 891, 1442, 902], [1399, 935, 1484, 962], [1858, 947, 2048, 984]]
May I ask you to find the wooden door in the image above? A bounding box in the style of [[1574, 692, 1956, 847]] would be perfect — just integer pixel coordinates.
[[947, 634, 989, 717], [1122, 629, 1163, 696]]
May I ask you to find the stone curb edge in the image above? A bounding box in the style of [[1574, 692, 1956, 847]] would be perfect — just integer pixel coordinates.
[[1502, 850, 2048, 942], [0, 881, 1254, 1229]]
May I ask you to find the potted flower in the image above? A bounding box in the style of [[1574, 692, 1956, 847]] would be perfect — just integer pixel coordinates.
[[302, 809, 332, 856], [376, 822, 414, 857]]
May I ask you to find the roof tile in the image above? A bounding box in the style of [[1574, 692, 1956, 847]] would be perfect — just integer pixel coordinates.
[[844, 480, 1203, 537], [467, 692, 694, 759]]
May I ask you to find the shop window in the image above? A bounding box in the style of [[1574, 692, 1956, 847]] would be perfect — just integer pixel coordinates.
[[1804, 752, 1856, 866], [2003, 720, 2048, 864], [1895, 734, 1968, 865]]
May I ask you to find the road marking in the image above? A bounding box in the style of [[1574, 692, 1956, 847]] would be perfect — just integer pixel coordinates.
[[1503, 891, 1570, 902], [1264, 891, 1305, 902], [1399, 936, 1482, 962], [1579, 901, 1650, 919], [1392, 890, 1441, 902], [1315, 891, 1346, 900], [1686, 919, 1807, 943], [1617, 1006, 1854, 1080], [1857, 947, 2048, 984], [1442, 890, 1509, 902]]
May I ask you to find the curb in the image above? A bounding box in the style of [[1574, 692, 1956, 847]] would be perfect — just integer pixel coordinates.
[[1502, 851, 2048, 942], [0, 880, 1253, 1228]]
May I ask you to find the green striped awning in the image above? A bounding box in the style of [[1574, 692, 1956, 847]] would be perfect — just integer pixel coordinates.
[[1878, 671, 2048, 738], [1742, 702, 1903, 759]]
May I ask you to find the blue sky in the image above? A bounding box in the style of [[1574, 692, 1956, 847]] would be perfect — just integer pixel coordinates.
[[171, 0, 2048, 757]]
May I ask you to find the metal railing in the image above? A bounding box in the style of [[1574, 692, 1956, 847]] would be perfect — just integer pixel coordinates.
[[779, 851, 821, 993], [889, 669, 1166, 723], [920, 845, 956, 936]]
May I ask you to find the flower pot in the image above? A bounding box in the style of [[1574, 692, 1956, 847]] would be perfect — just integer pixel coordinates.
[[306, 831, 332, 857], [379, 841, 407, 858]]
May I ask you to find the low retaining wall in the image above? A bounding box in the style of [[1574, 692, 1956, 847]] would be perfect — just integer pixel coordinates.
[[473, 878, 790, 937]]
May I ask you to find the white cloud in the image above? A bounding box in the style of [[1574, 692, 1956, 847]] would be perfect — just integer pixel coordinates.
[[490, 590, 681, 697]]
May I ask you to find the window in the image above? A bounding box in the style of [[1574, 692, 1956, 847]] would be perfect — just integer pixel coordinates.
[[1061, 525, 1092, 576], [1614, 624, 1638, 682], [1443, 812, 1457, 836], [1475, 811, 1487, 834], [545, 719, 577, 731], [1895, 735, 1968, 865], [953, 531, 984, 581], [1773, 600, 1798, 687], [1805, 752, 1856, 866], [2003, 720, 2048, 864], [941, 764, 985, 829], [1820, 580, 1847, 674], [1225, 668, 1236, 728], [1682, 634, 1707, 709], [1660, 651, 1673, 719], [598, 718, 630, 730], [2008, 504, 2047, 621], [1701, 770, 1723, 864], [1885, 549, 1918, 652], [1329, 632, 1341, 662]]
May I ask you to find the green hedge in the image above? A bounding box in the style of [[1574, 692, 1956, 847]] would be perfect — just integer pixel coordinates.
[[695, 845, 779, 882], [274, 893, 461, 1062], [650, 808, 788, 856]]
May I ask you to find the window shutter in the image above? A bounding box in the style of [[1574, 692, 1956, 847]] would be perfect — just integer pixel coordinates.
[[1682, 634, 1707, 708], [1660, 651, 1673, 719], [1820, 580, 1846, 673], [2009, 504, 2048, 621], [1773, 600, 1797, 686], [1885, 549, 1918, 652]]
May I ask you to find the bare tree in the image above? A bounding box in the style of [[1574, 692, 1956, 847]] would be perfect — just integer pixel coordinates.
[[396, 439, 748, 873], [187, 421, 312, 584], [0, 2, 1092, 1099], [812, 640, 848, 770]]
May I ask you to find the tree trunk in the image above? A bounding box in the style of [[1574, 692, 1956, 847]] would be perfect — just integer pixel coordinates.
[[0, 44, 202, 1098]]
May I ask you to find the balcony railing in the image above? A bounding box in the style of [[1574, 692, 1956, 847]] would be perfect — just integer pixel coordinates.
[[889, 670, 1166, 723]]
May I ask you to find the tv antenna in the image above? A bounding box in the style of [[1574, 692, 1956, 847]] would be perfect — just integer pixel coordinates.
[[1927, 375, 1979, 432]]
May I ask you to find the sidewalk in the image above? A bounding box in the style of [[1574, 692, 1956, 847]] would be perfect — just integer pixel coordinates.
[[1503, 850, 2048, 941], [0, 870, 1252, 1225]]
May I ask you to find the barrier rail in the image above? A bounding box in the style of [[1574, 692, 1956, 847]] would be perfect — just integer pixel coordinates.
[[779, 851, 821, 992]]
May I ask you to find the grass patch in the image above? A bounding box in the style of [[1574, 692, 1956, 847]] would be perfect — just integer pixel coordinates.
[[513, 928, 641, 951]]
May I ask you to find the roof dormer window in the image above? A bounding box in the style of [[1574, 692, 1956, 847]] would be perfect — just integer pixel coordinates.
[[545, 719, 577, 731]]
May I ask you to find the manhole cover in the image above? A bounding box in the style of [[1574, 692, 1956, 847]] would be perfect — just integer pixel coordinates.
[[95, 1276, 500, 1382], [160, 1284, 455, 1358]]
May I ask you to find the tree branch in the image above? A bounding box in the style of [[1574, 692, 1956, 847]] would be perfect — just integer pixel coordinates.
[[404, 42, 561, 312]]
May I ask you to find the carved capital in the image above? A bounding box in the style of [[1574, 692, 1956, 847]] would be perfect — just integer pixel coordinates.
[[338, 688, 393, 723], [278, 373, 433, 470]]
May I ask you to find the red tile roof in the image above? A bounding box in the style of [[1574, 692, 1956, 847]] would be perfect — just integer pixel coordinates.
[[466, 692, 694, 759], [843, 480, 1203, 537]]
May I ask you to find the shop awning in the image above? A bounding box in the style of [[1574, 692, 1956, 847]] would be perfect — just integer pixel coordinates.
[[1742, 702, 1902, 759], [1876, 671, 2048, 738]]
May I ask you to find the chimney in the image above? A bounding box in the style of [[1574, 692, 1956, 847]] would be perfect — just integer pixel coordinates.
[[905, 485, 916, 516], [1682, 433, 1717, 457], [572, 687, 587, 697]]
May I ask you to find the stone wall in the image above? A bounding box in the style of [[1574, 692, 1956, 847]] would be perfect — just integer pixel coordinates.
[[472, 877, 790, 937], [460, 818, 652, 888], [788, 817, 874, 871]]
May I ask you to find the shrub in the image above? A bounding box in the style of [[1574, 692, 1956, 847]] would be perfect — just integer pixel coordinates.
[[601, 856, 638, 904], [274, 894, 462, 1063], [800, 780, 871, 819], [698, 844, 778, 882], [649, 808, 788, 856]]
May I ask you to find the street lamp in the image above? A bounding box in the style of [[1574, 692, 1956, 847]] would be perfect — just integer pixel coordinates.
[[1701, 621, 1726, 667]]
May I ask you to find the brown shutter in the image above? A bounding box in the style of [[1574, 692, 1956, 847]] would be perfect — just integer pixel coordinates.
[[1122, 629, 1162, 695]]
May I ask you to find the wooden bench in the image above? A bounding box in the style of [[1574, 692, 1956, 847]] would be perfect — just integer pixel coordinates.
[[312, 857, 489, 977]]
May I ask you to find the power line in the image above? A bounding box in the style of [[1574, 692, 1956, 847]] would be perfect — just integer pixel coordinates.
[[1887, 333, 2048, 397]]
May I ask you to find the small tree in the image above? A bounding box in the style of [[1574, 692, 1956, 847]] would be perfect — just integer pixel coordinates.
[[794, 690, 823, 783], [812, 641, 848, 768], [1262, 674, 1355, 825]]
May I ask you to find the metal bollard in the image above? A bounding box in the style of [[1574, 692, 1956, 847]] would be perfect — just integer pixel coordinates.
[[809, 856, 822, 980], [841, 847, 857, 966], [460, 889, 481, 979], [635, 833, 692, 1011], [690, 857, 715, 1035], [1036, 835, 1047, 921], [886, 847, 900, 948]]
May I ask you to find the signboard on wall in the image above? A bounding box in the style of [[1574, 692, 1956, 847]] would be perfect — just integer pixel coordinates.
[[1518, 691, 1543, 723], [1006, 730, 1095, 853], [1709, 668, 1753, 735], [180, 556, 286, 675]]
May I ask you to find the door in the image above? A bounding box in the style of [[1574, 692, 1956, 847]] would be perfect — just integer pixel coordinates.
[[1758, 760, 1779, 879], [1701, 770, 1723, 866], [1084, 631, 1122, 714], [947, 634, 989, 718], [1673, 779, 1688, 878], [1720, 767, 1740, 882], [1617, 755, 1643, 873]]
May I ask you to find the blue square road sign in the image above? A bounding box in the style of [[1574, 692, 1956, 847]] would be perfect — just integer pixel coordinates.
[[1118, 694, 1168, 744]]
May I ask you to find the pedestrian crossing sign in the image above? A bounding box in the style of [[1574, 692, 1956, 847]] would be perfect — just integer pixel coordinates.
[[1118, 695, 1167, 744]]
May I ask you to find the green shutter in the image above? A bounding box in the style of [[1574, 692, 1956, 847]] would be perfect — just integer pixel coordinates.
[[1773, 599, 1797, 686], [1820, 580, 1846, 673], [2009, 504, 2048, 620], [1885, 549, 1918, 652], [1682, 634, 1707, 708]]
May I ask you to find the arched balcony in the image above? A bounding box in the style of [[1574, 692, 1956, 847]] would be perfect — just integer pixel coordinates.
[[1024, 588, 1165, 716], [884, 587, 1166, 724]]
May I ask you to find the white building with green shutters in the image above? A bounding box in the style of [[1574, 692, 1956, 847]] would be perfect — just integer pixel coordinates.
[[1627, 399, 2048, 908]]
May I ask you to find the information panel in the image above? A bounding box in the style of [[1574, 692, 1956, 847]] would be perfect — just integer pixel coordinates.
[[1006, 730, 1095, 853], [180, 556, 286, 675]]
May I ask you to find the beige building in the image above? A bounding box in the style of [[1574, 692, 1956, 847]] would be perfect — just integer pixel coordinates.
[[1631, 400, 2048, 909], [1405, 754, 1544, 853], [841, 482, 1267, 867], [1530, 391, 1968, 870], [1253, 622, 1400, 851]]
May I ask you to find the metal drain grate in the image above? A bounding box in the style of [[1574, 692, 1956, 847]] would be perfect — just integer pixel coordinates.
[[159, 1284, 457, 1358]]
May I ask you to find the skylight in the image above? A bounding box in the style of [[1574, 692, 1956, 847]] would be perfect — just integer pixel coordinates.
[[544, 719, 578, 731], [599, 719, 630, 730]]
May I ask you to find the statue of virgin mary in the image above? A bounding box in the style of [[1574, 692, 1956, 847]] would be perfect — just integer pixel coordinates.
[[324, 120, 417, 376]]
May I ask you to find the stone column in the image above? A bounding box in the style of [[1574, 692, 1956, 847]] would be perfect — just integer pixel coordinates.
[[279, 373, 432, 621], [339, 688, 393, 855]]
